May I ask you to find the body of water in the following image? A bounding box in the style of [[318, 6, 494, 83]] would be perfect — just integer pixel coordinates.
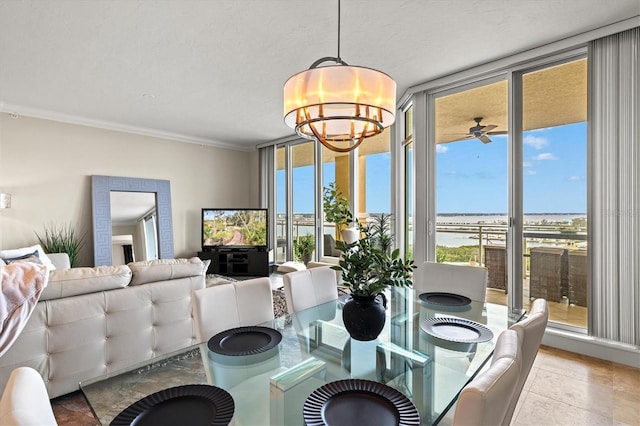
[[277, 213, 587, 248]]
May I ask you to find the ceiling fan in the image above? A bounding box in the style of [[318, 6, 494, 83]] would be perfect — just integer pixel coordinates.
[[456, 117, 507, 144]]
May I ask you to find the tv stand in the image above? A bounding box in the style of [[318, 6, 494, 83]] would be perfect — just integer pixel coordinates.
[[197, 248, 269, 277]]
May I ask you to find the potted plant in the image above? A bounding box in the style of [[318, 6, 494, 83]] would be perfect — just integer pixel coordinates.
[[322, 182, 358, 243], [35, 222, 86, 267], [332, 214, 415, 341], [294, 234, 315, 265]]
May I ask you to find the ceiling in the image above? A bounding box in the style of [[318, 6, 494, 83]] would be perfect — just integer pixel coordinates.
[[1, 1, 638, 152]]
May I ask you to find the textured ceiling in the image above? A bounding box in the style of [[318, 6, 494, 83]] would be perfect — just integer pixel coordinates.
[[0, 1, 637, 151]]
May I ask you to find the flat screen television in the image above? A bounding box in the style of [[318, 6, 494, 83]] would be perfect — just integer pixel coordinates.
[[202, 208, 268, 250]]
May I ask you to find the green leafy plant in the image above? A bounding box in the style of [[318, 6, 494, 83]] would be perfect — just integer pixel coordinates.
[[35, 223, 86, 267], [332, 215, 415, 296], [294, 234, 315, 264], [322, 182, 353, 228]]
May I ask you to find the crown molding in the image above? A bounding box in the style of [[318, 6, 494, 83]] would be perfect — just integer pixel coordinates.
[[0, 103, 254, 152]]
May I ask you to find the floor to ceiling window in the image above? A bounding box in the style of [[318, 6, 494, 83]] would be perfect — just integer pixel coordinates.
[[520, 58, 588, 329], [275, 146, 287, 263], [421, 56, 587, 330], [357, 130, 392, 222], [433, 79, 509, 269], [403, 106, 414, 260], [321, 146, 352, 260], [291, 142, 316, 263]]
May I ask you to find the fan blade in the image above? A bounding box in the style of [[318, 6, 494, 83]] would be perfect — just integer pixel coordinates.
[[479, 135, 492, 144], [482, 124, 498, 132], [486, 130, 508, 135]]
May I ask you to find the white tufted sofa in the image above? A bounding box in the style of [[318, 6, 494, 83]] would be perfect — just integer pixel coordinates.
[[0, 257, 207, 399]]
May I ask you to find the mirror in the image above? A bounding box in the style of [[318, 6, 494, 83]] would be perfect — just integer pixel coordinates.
[[92, 175, 174, 266], [110, 192, 158, 265]]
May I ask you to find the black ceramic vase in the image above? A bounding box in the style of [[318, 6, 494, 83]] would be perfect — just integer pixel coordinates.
[[342, 293, 387, 341]]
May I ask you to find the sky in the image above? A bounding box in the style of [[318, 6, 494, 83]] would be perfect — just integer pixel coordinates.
[[277, 122, 587, 215], [437, 122, 586, 214]]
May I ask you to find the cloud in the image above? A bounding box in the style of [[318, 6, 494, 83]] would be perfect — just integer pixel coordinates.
[[526, 170, 537, 175], [533, 153, 558, 160], [523, 161, 532, 167], [568, 175, 583, 181], [436, 145, 448, 153], [524, 135, 549, 149]]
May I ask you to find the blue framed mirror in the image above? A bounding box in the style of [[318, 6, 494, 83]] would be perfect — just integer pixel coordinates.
[[92, 175, 174, 266]]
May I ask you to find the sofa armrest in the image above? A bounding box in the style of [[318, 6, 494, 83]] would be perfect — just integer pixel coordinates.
[[46, 253, 70, 270]]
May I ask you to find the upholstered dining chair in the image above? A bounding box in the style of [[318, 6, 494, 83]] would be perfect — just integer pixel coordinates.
[[504, 298, 549, 422], [416, 261, 488, 302], [0, 366, 57, 426], [191, 277, 275, 344], [452, 329, 522, 426], [192, 277, 278, 391], [283, 266, 338, 314]]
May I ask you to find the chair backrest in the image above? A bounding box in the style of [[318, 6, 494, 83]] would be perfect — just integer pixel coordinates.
[[453, 329, 522, 426], [283, 267, 338, 313], [0, 366, 57, 425], [417, 261, 488, 302], [504, 298, 548, 421], [192, 277, 274, 343]]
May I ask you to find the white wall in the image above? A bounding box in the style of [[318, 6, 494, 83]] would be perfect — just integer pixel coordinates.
[[0, 114, 257, 266]]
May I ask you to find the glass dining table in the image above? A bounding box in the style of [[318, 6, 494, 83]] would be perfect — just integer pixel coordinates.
[[81, 287, 524, 425]]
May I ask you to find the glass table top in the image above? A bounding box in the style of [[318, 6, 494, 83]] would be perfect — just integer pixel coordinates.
[[81, 288, 523, 425]]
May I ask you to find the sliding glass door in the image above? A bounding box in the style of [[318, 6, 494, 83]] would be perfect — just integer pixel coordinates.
[[433, 78, 509, 297], [520, 58, 588, 329], [415, 55, 588, 330]]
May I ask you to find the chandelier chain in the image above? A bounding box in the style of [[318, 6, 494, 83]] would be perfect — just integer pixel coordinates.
[[337, 0, 341, 63]]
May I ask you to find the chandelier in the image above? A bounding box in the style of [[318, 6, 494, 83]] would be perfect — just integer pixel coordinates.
[[283, 0, 396, 153]]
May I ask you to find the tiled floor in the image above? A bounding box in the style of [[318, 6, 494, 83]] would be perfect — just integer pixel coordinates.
[[51, 345, 639, 425]]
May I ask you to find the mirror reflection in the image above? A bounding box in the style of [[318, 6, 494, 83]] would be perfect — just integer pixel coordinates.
[[110, 192, 158, 265]]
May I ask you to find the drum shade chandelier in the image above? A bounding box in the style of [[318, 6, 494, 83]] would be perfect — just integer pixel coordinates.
[[283, 0, 396, 153]]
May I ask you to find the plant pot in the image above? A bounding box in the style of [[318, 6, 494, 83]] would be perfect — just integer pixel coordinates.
[[342, 293, 387, 341], [341, 227, 359, 244]]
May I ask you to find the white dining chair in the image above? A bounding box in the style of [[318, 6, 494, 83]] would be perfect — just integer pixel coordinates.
[[191, 277, 274, 344], [0, 367, 57, 426], [416, 261, 488, 302], [192, 277, 278, 393], [452, 329, 522, 426], [504, 298, 548, 422], [283, 266, 338, 314]]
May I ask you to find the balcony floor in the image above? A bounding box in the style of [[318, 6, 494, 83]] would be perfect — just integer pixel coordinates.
[[485, 280, 588, 329]]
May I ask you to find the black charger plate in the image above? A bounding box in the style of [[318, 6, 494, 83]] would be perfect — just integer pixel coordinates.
[[207, 326, 282, 356], [110, 384, 234, 426], [303, 379, 420, 426], [419, 292, 471, 307]]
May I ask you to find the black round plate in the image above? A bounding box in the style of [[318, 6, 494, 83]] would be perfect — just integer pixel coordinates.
[[207, 326, 282, 356], [420, 317, 494, 343], [303, 379, 420, 426], [110, 384, 234, 426], [419, 292, 471, 307]]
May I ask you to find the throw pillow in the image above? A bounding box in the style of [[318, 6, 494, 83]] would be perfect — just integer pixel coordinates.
[[4, 254, 43, 266], [0, 245, 56, 270]]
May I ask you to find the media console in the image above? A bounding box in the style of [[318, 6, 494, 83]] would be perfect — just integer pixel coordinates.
[[197, 249, 269, 277]]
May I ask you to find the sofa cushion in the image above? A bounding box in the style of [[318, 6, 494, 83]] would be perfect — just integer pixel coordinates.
[[40, 265, 132, 301], [128, 258, 206, 286]]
